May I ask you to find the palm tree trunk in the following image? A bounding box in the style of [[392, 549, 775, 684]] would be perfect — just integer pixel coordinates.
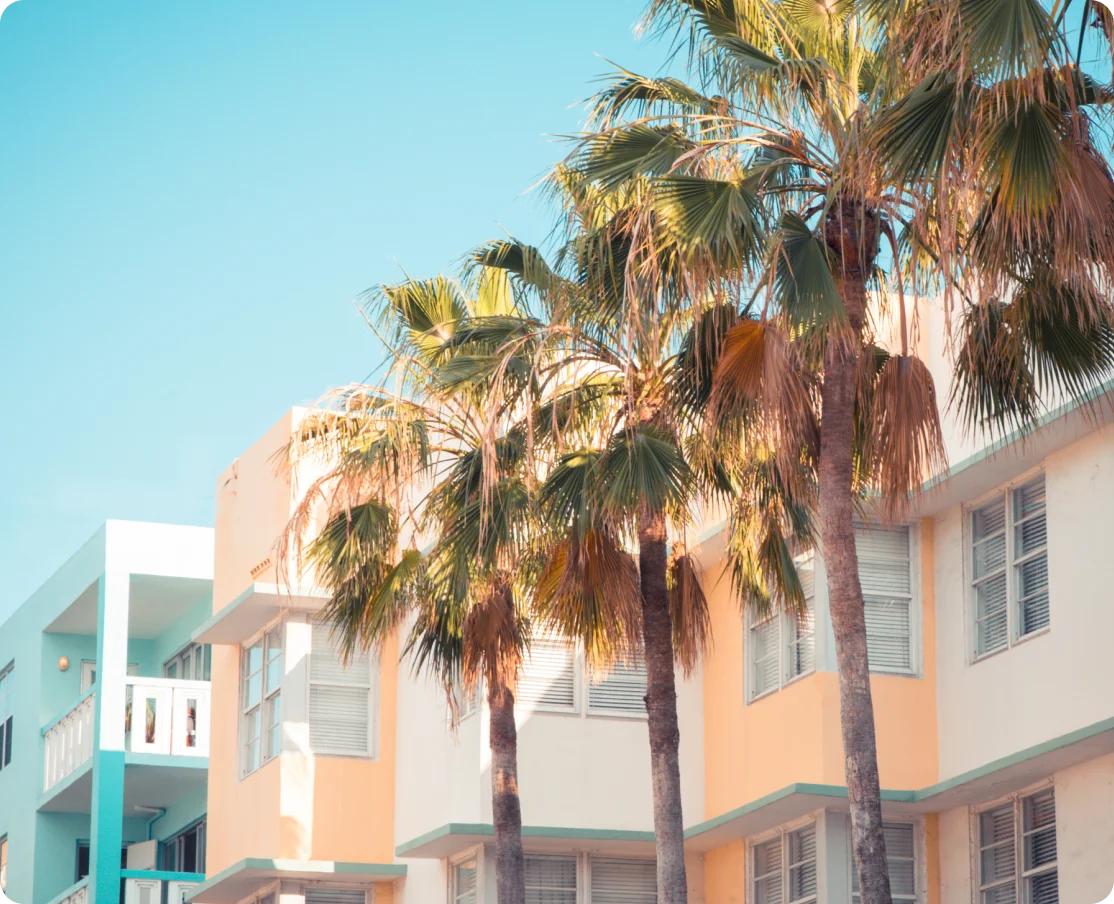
[[638, 508, 688, 904], [487, 677, 526, 904], [820, 262, 892, 904]]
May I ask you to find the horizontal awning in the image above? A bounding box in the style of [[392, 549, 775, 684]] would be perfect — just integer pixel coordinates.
[[396, 824, 656, 860], [189, 859, 407, 904], [684, 715, 1114, 851], [192, 583, 331, 645]]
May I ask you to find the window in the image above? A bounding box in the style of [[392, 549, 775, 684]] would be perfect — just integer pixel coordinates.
[[1, 835, 7, 891], [0, 665, 12, 770], [526, 856, 576, 904], [452, 682, 480, 721], [978, 787, 1058, 904], [75, 843, 128, 881], [453, 858, 478, 904], [241, 623, 283, 776], [971, 474, 1049, 658], [309, 620, 376, 757], [851, 823, 916, 902], [303, 889, 368, 904], [753, 822, 817, 904], [516, 634, 648, 718], [164, 643, 212, 682], [590, 858, 656, 903], [856, 525, 915, 674], [747, 557, 816, 702], [80, 661, 139, 692], [163, 820, 206, 873], [517, 635, 577, 712]]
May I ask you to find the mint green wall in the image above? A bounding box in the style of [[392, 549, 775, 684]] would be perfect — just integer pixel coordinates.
[[39, 634, 98, 724], [32, 813, 91, 904], [152, 596, 212, 672]]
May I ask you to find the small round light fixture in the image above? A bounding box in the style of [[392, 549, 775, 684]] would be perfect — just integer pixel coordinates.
[[58, 655, 70, 672]]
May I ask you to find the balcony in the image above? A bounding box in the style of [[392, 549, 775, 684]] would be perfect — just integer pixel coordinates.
[[43, 678, 211, 795]]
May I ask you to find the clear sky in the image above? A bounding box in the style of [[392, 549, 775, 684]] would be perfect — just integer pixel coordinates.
[[0, 0, 666, 617]]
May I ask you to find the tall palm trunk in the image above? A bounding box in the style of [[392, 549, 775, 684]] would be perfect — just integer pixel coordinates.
[[820, 207, 892, 904], [487, 676, 526, 904], [638, 508, 688, 904]]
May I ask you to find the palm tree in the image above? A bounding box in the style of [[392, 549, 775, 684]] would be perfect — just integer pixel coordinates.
[[562, 2, 1114, 901], [475, 181, 810, 903], [281, 267, 549, 904]]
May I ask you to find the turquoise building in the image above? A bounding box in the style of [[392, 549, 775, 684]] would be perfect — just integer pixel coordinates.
[[0, 521, 214, 904]]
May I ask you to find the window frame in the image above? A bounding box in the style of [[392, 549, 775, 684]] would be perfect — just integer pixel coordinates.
[[745, 555, 819, 704], [514, 636, 649, 721], [967, 471, 1051, 662], [307, 618, 378, 759], [301, 885, 374, 904], [849, 819, 921, 903], [856, 522, 920, 677], [748, 815, 819, 904], [449, 848, 483, 904], [972, 781, 1058, 904], [162, 818, 206, 874], [239, 618, 284, 779], [0, 663, 12, 770], [163, 643, 212, 682]]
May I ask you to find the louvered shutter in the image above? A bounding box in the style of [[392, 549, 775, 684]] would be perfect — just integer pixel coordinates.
[[787, 823, 817, 904], [1022, 790, 1058, 904], [304, 889, 369, 904], [753, 837, 783, 904], [454, 861, 478, 904], [979, 804, 1017, 903], [1013, 476, 1049, 637], [588, 659, 647, 715], [972, 497, 1009, 655], [856, 526, 913, 673], [517, 635, 576, 711], [309, 622, 374, 756], [750, 616, 780, 699], [787, 561, 816, 680], [525, 855, 577, 904], [852, 823, 916, 902], [590, 858, 656, 903]]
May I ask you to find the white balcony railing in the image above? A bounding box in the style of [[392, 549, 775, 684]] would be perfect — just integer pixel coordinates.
[[45, 877, 89, 904], [43, 678, 211, 793], [43, 691, 95, 793], [125, 677, 211, 758]]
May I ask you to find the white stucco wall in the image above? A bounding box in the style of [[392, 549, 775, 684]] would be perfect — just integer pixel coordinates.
[[1053, 753, 1114, 902], [934, 425, 1114, 779]]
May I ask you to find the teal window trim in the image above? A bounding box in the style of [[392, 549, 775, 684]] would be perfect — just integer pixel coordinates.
[[120, 870, 206, 882]]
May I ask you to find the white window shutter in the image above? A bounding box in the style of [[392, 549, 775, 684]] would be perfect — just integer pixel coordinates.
[[517, 635, 576, 711], [750, 616, 780, 698], [1013, 476, 1050, 636], [309, 622, 374, 756], [590, 858, 657, 903], [588, 659, 647, 715], [753, 838, 783, 904], [304, 889, 369, 904], [855, 525, 914, 673], [787, 560, 816, 680], [525, 856, 577, 903]]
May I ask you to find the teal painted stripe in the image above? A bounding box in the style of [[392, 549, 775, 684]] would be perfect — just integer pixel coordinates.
[[121, 871, 206, 882], [189, 859, 408, 900], [91, 748, 127, 904], [43, 878, 90, 904], [125, 753, 209, 770], [41, 684, 97, 736], [395, 823, 657, 857]]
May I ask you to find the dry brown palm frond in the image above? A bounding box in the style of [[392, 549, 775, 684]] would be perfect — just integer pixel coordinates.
[[865, 353, 946, 514], [533, 528, 643, 672], [667, 549, 712, 675], [461, 577, 524, 693], [708, 317, 820, 465]]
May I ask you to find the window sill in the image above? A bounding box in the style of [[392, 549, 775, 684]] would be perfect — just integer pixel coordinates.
[[971, 625, 1050, 666], [585, 710, 647, 721]]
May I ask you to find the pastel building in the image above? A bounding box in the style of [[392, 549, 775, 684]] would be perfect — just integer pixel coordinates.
[[5, 315, 1114, 904], [0, 521, 214, 904]]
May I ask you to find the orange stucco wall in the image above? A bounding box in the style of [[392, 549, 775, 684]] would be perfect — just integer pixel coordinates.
[[703, 840, 747, 904], [702, 518, 940, 821], [206, 408, 399, 873]]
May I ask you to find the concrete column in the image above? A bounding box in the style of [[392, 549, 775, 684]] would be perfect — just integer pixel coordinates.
[[90, 571, 129, 904]]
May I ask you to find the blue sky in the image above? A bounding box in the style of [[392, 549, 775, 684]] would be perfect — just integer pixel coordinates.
[[0, 0, 665, 615]]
